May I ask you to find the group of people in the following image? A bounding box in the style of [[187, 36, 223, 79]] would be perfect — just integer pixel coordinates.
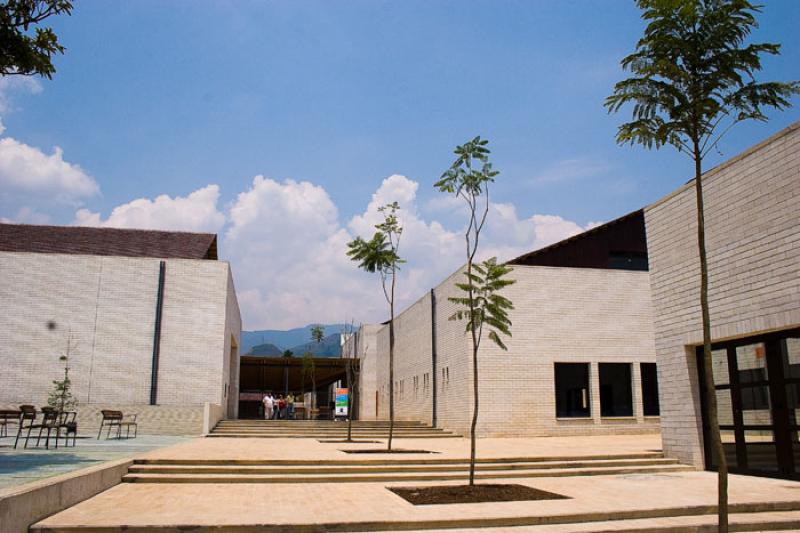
[[262, 392, 295, 420]]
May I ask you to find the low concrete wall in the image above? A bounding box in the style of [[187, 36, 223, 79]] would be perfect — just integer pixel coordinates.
[[202, 402, 224, 435], [0, 458, 131, 533], [77, 404, 204, 436]]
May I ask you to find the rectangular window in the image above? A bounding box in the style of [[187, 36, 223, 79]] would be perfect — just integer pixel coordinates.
[[599, 363, 633, 417], [640, 362, 660, 416], [554, 363, 590, 418]]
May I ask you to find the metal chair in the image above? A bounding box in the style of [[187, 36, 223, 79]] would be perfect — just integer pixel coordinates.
[[13, 405, 37, 449]]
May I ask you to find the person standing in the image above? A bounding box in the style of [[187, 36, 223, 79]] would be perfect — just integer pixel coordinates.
[[272, 394, 279, 420], [262, 393, 273, 421], [287, 394, 295, 420], [278, 395, 287, 419]]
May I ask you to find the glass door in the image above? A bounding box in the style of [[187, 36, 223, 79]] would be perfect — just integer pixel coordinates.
[[698, 328, 800, 480]]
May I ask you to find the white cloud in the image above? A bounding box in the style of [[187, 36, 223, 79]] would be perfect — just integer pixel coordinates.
[[0, 206, 51, 224], [222, 173, 596, 329], [0, 138, 100, 202], [532, 157, 610, 185], [0, 77, 42, 115], [73, 185, 225, 232]]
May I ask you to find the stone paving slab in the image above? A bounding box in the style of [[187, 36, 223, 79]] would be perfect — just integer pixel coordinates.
[[0, 435, 190, 491], [139, 434, 664, 462], [32, 471, 800, 530]]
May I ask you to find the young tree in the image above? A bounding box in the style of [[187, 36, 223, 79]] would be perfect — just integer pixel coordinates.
[[310, 324, 325, 345], [340, 321, 360, 442], [435, 137, 515, 485], [48, 331, 78, 412], [347, 202, 404, 451], [605, 1, 799, 529], [301, 350, 315, 420], [1, 0, 73, 78]]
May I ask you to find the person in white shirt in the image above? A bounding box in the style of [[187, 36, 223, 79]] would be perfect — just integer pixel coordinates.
[[262, 393, 274, 420]]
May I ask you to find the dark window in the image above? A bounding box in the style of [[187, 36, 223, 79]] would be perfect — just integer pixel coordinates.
[[608, 251, 648, 271], [555, 363, 590, 418], [640, 363, 660, 416], [599, 363, 633, 417]]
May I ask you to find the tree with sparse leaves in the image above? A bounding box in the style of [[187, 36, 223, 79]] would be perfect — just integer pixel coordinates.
[[347, 202, 404, 451], [1, 0, 73, 78], [435, 137, 515, 486], [300, 350, 315, 419], [605, 1, 799, 530], [47, 332, 77, 412]]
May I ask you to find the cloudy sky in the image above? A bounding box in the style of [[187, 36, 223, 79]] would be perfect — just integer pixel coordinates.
[[2, 1, 798, 329]]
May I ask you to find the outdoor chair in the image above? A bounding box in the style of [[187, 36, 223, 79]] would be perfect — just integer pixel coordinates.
[[13, 405, 37, 448], [53, 410, 78, 448], [16, 407, 59, 449], [0, 408, 21, 438], [98, 410, 138, 439]]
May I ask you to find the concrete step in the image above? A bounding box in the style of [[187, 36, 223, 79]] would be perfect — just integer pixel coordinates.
[[206, 433, 460, 439], [416, 509, 800, 533], [29, 504, 800, 532], [127, 457, 681, 475], [214, 426, 432, 430], [133, 452, 667, 466], [122, 463, 694, 483]]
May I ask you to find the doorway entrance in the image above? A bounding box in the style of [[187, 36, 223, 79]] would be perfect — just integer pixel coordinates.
[[697, 327, 800, 479]]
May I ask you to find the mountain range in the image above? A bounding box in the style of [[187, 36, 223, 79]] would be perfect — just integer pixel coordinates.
[[241, 324, 347, 357]]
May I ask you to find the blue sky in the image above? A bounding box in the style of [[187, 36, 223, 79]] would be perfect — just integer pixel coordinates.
[[1, 1, 798, 328]]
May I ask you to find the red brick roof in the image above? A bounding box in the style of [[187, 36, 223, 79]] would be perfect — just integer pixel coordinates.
[[0, 223, 218, 260]]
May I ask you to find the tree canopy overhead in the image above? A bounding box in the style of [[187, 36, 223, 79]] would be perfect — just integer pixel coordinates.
[[1, 0, 73, 78], [605, 0, 799, 158]]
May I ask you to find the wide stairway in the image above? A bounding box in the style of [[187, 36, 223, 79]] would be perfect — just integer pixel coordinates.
[[208, 419, 458, 439], [123, 451, 692, 484]]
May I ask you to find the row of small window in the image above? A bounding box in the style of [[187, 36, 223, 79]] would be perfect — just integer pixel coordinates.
[[555, 362, 660, 418], [395, 372, 436, 400]]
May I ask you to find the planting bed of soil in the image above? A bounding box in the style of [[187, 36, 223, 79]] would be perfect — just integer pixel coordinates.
[[340, 449, 439, 454], [318, 439, 383, 443], [389, 484, 569, 505]]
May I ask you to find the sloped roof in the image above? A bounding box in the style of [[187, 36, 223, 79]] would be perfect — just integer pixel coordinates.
[[507, 209, 646, 270], [0, 223, 218, 260]]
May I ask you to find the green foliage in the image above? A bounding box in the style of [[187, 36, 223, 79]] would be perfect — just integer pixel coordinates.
[[48, 353, 77, 411], [282, 349, 293, 358], [605, 0, 799, 155], [346, 202, 405, 291], [435, 136, 498, 199], [449, 258, 515, 350], [0, 0, 73, 78], [310, 324, 325, 344]]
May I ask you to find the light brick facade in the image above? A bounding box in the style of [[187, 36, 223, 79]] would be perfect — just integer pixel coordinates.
[[358, 265, 660, 437], [0, 252, 241, 435], [645, 122, 800, 467]]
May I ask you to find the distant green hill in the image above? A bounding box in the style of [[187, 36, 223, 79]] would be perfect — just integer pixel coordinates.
[[241, 324, 345, 354], [289, 333, 341, 357], [246, 343, 283, 356]]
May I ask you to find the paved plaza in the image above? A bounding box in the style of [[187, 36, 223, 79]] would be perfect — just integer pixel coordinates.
[[22, 433, 800, 532], [0, 435, 189, 491]]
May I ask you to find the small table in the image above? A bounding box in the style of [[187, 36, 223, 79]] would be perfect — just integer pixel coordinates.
[[0, 409, 21, 438]]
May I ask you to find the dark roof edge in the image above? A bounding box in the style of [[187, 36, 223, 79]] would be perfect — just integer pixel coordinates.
[[506, 208, 644, 266]]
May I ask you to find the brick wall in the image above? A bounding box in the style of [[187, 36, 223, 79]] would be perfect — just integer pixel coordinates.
[[0, 252, 241, 434], [645, 122, 800, 467], [370, 264, 659, 437]]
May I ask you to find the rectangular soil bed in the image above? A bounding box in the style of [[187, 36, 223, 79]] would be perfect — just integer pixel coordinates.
[[390, 484, 569, 505], [318, 439, 383, 443], [340, 449, 439, 454]]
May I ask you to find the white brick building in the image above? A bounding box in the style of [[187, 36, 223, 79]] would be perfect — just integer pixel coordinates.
[[347, 211, 662, 438], [645, 122, 800, 479], [348, 121, 799, 475], [0, 225, 242, 435]]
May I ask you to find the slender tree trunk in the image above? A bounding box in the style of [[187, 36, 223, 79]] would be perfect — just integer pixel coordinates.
[[694, 140, 728, 533], [388, 273, 396, 451], [346, 358, 354, 442], [466, 257, 480, 486]]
